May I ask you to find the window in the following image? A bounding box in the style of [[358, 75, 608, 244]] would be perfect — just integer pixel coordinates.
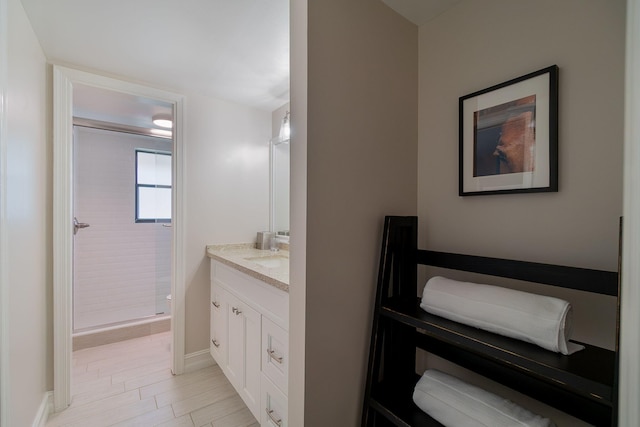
[[135, 150, 171, 222]]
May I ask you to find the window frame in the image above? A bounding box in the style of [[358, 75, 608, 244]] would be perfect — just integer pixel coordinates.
[[134, 149, 172, 223]]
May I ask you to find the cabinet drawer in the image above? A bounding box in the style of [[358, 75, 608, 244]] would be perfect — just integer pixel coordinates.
[[211, 260, 289, 329], [262, 316, 288, 395], [261, 374, 288, 427]]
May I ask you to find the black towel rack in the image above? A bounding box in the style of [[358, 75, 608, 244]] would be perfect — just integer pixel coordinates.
[[361, 216, 620, 427]]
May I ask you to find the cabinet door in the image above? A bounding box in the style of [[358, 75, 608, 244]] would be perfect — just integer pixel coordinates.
[[226, 293, 244, 390], [226, 293, 261, 419], [210, 284, 227, 366], [243, 301, 261, 420]]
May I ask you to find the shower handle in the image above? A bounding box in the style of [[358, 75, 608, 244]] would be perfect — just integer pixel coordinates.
[[73, 217, 90, 235]]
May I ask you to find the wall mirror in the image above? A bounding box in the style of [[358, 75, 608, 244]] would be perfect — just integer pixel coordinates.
[[271, 139, 290, 239], [271, 109, 290, 239]]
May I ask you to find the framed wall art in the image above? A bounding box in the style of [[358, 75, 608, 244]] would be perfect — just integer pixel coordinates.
[[459, 65, 558, 196]]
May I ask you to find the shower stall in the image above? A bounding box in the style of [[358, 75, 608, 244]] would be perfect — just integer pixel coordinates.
[[72, 125, 172, 348]]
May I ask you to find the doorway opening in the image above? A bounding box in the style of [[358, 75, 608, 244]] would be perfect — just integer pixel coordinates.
[[53, 66, 186, 412]]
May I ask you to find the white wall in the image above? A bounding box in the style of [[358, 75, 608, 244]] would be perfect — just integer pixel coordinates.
[[417, 0, 625, 424], [184, 92, 271, 353], [2, 0, 50, 424], [73, 127, 172, 330]]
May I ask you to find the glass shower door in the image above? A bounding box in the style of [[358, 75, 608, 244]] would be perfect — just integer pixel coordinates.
[[73, 126, 173, 331]]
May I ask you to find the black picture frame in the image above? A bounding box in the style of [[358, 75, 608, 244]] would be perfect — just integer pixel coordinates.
[[459, 65, 558, 196]]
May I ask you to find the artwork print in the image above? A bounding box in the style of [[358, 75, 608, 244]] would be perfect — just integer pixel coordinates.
[[473, 95, 536, 177], [459, 66, 558, 196]]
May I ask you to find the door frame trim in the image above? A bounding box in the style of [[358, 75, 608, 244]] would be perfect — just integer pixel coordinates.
[[52, 65, 186, 411], [620, 0, 640, 424], [0, 0, 9, 424]]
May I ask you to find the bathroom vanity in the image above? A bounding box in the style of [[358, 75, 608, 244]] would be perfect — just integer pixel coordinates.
[[206, 244, 289, 426]]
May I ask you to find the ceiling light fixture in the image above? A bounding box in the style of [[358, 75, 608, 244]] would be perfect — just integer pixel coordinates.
[[152, 113, 173, 129]]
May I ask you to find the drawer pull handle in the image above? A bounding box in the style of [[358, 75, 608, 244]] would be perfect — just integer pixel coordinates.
[[232, 307, 242, 315], [267, 349, 283, 364], [212, 301, 220, 308], [211, 339, 220, 348], [265, 408, 282, 426]]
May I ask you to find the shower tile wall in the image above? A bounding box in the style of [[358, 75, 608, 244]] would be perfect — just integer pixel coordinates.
[[74, 126, 172, 330]]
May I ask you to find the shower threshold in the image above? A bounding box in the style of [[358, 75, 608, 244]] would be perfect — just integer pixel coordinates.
[[72, 314, 170, 351]]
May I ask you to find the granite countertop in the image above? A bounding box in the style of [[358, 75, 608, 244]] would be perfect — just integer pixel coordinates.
[[206, 243, 289, 293]]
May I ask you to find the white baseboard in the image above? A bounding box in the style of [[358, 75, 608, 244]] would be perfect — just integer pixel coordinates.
[[183, 349, 215, 373], [32, 391, 52, 427]]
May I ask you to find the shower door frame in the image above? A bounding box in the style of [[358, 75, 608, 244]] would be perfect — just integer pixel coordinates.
[[52, 65, 186, 412]]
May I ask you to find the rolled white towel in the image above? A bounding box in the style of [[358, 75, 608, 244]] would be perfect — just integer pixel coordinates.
[[420, 276, 582, 355], [413, 369, 556, 427]]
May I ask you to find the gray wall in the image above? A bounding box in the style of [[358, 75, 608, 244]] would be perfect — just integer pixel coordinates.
[[418, 0, 625, 273], [302, 0, 418, 424], [417, 0, 625, 424]]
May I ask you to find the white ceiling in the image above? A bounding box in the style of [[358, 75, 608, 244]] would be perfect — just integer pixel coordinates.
[[20, 0, 290, 112], [20, 0, 458, 128]]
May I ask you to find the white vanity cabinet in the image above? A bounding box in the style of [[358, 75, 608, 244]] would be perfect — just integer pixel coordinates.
[[210, 259, 289, 426]]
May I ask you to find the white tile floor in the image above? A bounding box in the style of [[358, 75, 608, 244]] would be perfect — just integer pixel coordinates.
[[46, 332, 258, 427]]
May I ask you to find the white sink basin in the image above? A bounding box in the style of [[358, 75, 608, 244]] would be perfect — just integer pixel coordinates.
[[244, 255, 289, 269]]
